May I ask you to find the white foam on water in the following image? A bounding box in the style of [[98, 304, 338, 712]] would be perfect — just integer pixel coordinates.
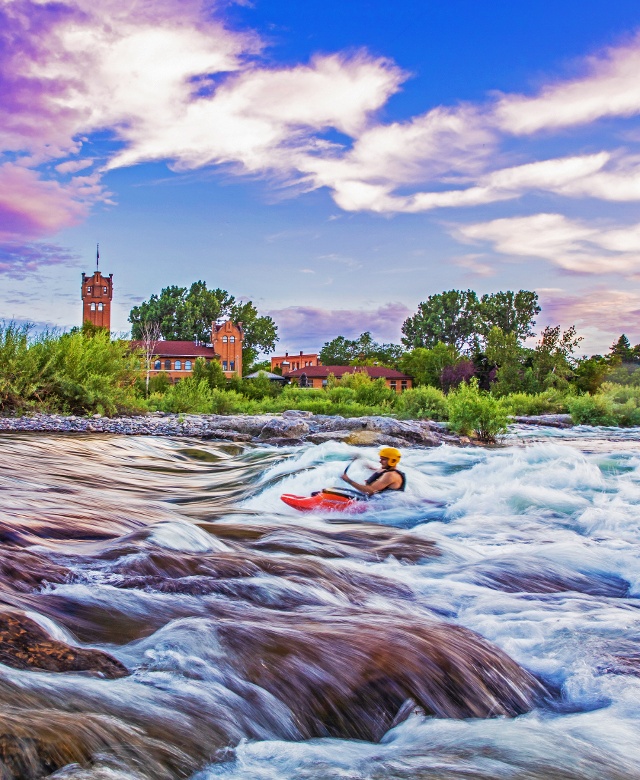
[[147, 520, 230, 553]]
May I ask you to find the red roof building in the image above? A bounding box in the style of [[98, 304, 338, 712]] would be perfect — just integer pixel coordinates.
[[271, 351, 320, 372], [284, 365, 412, 391]]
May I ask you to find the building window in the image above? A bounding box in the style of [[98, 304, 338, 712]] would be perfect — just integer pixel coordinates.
[[222, 336, 228, 343], [103, 286, 107, 293], [390, 381, 397, 392], [322, 379, 328, 387], [175, 360, 182, 370], [164, 359, 171, 370], [185, 360, 192, 371], [307, 379, 314, 388], [87, 286, 92, 293], [230, 336, 235, 343], [222, 361, 228, 370], [401, 380, 408, 391], [230, 361, 235, 371], [98, 303, 103, 311], [154, 360, 161, 370], [90, 303, 96, 311]]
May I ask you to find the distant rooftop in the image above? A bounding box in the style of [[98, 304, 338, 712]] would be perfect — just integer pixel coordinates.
[[285, 365, 411, 379]]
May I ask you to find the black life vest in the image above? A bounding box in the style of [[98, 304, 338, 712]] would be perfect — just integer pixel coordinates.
[[365, 468, 406, 492]]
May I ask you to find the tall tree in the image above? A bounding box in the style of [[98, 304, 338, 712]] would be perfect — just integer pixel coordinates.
[[401, 290, 480, 353], [609, 334, 634, 364], [319, 332, 403, 367], [478, 290, 540, 342], [129, 281, 277, 369]]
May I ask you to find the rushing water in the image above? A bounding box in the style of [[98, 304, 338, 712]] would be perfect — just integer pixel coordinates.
[[2, 428, 640, 779]]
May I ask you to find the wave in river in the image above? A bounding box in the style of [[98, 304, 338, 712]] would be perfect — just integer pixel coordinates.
[[1, 429, 640, 778]]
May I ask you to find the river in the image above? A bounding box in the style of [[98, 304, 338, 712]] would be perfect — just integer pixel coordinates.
[[1, 427, 640, 779]]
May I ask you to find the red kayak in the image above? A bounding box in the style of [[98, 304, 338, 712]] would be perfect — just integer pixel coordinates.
[[281, 487, 369, 513]]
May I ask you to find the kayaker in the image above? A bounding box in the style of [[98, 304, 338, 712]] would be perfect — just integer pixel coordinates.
[[341, 447, 406, 495]]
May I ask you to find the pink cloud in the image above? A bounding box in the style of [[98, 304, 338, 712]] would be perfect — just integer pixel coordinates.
[[267, 302, 411, 351], [0, 163, 91, 241]]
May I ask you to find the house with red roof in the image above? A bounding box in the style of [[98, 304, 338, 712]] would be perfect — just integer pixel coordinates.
[[132, 320, 244, 382], [284, 365, 412, 392]]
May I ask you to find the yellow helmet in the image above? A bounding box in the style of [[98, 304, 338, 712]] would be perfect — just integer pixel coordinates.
[[379, 446, 401, 467]]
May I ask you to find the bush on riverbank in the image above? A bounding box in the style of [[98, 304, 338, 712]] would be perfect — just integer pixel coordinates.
[[0, 323, 142, 416], [447, 379, 509, 442]]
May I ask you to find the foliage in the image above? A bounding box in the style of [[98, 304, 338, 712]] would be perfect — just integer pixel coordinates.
[[499, 389, 569, 416], [148, 372, 171, 395], [573, 355, 611, 394], [236, 372, 283, 400], [401, 290, 480, 353], [157, 377, 215, 414], [246, 359, 271, 374], [129, 280, 278, 367], [447, 378, 508, 442], [567, 394, 617, 427], [401, 289, 539, 354], [478, 290, 540, 341], [609, 334, 638, 364], [395, 386, 449, 421], [319, 332, 403, 367], [441, 359, 476, 392], [399, 343, 459, 388], [528, 325, 583, 392], [192, 357, 227, 390], [485, 327, 525, 396]]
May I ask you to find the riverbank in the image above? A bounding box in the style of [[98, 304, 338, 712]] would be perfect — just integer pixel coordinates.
[[0, 410, 457, 447], [0, 410, 578, 447]]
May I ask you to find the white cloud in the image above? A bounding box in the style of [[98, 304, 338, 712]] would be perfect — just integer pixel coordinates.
[[496, 34, 640, 134], [454, 213, 640, 275]]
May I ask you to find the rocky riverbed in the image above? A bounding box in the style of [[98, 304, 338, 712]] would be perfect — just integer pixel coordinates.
[[0, 410, 574, 447], [0, 410, 455, 447]]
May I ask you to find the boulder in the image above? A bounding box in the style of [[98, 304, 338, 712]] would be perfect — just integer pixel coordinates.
[[258, 418, 310, 440], [306, 430, 352, 444], [0, 611, 128, 678]]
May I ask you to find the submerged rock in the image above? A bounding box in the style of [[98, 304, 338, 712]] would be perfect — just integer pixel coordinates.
[[219, 611, 548, 742], [0, 611, 128, 678]]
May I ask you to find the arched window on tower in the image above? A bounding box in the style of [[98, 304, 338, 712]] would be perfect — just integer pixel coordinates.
[[90, 303, 96, 311], [222, 336, 228, 343], [98, 303, 103, 311], [230, 336, 235, 343]]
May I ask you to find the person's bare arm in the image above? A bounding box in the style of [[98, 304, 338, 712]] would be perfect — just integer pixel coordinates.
[[341, 469, 398, 495]]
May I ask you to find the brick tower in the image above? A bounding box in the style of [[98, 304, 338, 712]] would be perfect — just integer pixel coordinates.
[[81, 245, 113, 330]]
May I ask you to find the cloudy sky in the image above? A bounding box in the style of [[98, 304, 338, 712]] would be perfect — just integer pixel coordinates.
[[3, 0, 640, 353]]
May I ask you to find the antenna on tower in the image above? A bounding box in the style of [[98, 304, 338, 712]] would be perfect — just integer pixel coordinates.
[[96, 243, 100, 271]]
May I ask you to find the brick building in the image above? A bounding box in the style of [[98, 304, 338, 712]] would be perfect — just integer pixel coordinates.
[[81, 270, 113, 330], [271, 351, 320, 372], [285, 365, 412, 391]]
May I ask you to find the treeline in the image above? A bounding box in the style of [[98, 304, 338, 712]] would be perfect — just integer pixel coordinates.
[[320, 289, 640, 398]]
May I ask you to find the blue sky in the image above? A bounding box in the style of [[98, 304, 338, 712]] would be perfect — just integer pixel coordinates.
[[3, 0, 640, 353]]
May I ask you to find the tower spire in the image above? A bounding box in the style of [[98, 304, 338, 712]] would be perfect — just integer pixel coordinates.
[[96, 243, 100, 271]]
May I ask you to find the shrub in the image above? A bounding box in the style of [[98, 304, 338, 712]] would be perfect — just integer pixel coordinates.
[[396, 386, 448, 421], [148, 372, 171, 395], [499, 389, 570, 416], [158, 378, 215, 414], [567, 394, 617, 426], [441, 359, 476, 392], [447, 379, 508, 442]]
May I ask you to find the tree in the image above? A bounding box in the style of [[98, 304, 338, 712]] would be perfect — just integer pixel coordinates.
[[129, 281, 278, 369], [399, 344, 459, 388], [485, 326, 524, 396], [137, 320, 161, 396], [573, 355, 611, 394], [401, 290, 480, 353], [192, 356, 227, 389], [609, 334, 634, 364], [529, 325, 583, 391], [478, 290, 540, 342], [319, 332, 403, 367]]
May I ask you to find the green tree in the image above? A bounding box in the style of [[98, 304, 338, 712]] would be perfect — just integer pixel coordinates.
[[478, 290, 540, 342], [573, 355, 611, 394], [401, 290, 480, 353], [319, 332, 403, 367], [609, 334, 634, 364], [485, 326, 524, 396], [128, 281, 277, 368], [529, 325, 583, 391], [193, 357, 227, 389], [399, 343, 459, 387]]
